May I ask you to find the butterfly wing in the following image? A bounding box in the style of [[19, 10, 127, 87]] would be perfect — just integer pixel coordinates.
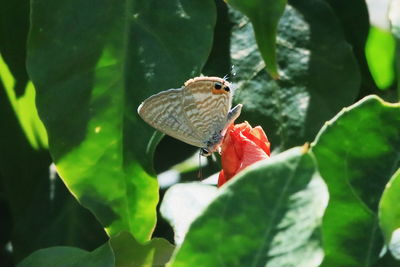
[[138, 88, 205, 148], [182, 77, 232, 145]]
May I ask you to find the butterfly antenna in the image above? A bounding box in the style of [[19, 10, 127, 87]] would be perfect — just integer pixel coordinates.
[[223, 65, 237, 82]]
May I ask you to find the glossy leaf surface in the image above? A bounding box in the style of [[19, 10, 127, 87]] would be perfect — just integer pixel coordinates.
[[379, 168, 400, 260], [225, 0, 286, 78], [170, 147, 328, 267], [110, 232, 175, 267], [27, 0, 216, 241], [231, 0, 360, 151], [17, 245, 114, 267], [312, 95, 400, 266]]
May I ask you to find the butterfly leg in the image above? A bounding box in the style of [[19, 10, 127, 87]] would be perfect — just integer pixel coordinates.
[[226, 104, 242, 124], [221, 104, 242, 136]]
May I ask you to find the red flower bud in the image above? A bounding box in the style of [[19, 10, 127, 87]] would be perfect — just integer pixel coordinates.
[[218, 122, 270, 187]]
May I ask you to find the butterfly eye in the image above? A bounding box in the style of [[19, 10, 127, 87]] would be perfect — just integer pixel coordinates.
[[214, 82, 222, 90], [224, 86, 230, 92]]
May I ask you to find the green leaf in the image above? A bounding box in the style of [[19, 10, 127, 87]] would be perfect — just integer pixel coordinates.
[[365, 26, 396, 90], [0, 0, 47, 150], [231, 0, 360, 151], [0, 80, 107, 262], [0, 54, 48, 150], [17, 245, 114, 267], [379, 168, 400, 260], [110, 232, 175, 267], [225, 0, 286, 79], [17, 233, 175, 267], [160, 183, 218, 245], [27, 0, 216, 241], [170, 147, 328, 266], [311, 95, 400, 266]]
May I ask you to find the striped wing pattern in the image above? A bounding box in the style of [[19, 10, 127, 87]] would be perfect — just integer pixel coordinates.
[[182, 80, 231, 144], [137, 88, 205, 148], [138, 77, 233, 150]]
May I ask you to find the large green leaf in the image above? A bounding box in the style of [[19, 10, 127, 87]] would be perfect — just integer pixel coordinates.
[[110, 232, 175, 267], [17, 245, 114, 267], [17, 232, 174, 267], [311, 95, 400, 266], [379, 168, 400, 260], [27, 0, 216, 241], [0, 0, 108, 262], [0, 80, 107, 262], [0, 77, 48, 150], [231, 0, 360, 151], [0, 0, 47, 150], [225, 0, 287, 79], [170, 147, 328, 266]]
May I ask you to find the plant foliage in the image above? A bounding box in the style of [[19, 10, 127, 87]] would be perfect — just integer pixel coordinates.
[[0, 0, 399, 266]]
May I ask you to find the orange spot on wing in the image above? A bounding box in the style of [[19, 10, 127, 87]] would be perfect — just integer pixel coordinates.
[[212, 88, 228, 95]]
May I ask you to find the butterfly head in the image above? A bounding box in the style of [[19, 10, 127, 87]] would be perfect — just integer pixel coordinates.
[[184, 76, 232, 96], [212, 80, 231, 95]]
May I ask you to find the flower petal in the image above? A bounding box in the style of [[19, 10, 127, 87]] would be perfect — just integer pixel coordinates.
[[248, 126, 270, 156], [218, 121, 271, 187], [220, 129, 241, 179], [237, 136, 269, 173], [218, 170, 227, 187]]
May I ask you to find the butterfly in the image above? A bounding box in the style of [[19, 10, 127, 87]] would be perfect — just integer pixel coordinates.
[[137, 76, 242, 156]]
